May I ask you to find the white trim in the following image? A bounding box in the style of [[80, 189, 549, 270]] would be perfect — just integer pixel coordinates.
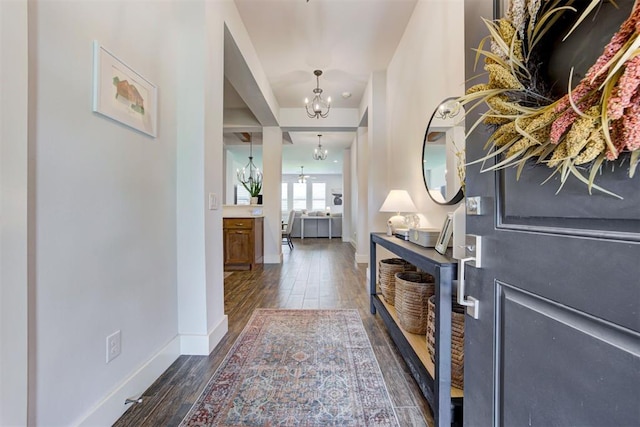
[[1, 2, 29, 425], [354, 252, 369, 264], [180, 315, 228, 355], [208, 315, 228, 353], [75, 336, 181, 427], [264, 253, 283, 264]]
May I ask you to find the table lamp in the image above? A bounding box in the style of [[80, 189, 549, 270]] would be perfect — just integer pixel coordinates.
[[379, 190, 418, 236]]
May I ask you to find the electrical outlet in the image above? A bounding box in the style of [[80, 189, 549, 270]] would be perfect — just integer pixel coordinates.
[[106, 330, 121, 363]]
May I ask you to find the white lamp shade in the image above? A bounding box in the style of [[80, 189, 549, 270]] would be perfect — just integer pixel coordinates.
[[379, 190, 418, 213]]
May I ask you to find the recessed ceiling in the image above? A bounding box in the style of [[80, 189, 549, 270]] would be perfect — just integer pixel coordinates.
[[233, 0, 418, 108], [225, 0, 418, 175]]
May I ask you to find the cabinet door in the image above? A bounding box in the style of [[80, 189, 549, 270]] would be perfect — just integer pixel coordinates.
[[224, 229, 252, 265]]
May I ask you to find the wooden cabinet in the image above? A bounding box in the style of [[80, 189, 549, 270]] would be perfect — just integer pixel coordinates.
[[369, 232, 461, 426], [223, 217, 263, 271]]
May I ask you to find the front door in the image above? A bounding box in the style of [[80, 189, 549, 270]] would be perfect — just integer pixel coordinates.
[[462, 1, 640, 426]]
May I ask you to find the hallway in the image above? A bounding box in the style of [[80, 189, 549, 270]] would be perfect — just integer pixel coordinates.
[[114, 240, 433, 426]]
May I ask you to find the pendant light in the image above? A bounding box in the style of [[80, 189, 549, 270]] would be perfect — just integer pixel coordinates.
[[312, 134, 328, 160], [304, 70, 331, 119], [236, 134, 262, 192]]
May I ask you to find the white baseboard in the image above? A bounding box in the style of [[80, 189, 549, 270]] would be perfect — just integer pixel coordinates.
[[264, 253, 283, 264], [207, 315, 228, 353], [354, 252, 369, 264], [76, 336, 181, 427], [180, 315, 228, 355]]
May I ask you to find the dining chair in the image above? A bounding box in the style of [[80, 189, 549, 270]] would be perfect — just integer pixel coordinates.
[[282, 210, 295, 249]]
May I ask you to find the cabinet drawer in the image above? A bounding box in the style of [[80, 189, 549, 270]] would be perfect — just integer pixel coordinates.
[[224, 218, 254, 230]]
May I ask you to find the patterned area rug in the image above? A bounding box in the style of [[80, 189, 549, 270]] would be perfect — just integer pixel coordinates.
[[180, 309, 399, 426]]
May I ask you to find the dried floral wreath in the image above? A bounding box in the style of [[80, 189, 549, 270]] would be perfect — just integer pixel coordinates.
[[461, 0, 639, 197]]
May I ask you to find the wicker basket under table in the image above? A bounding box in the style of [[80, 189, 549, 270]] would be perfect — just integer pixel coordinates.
[[378, 258, 416, 305], [426, 294, 465, 389], [394, 271, 435, 334]]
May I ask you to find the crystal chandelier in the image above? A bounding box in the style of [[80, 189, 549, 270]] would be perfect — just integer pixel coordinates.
[[312, 134, 327, 160], [236, 134, 262, 194], [304, 70, 331, 119]]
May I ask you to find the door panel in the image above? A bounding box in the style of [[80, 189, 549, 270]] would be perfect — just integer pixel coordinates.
[[501, 168, 640, 234], [489, 232, 639, 331], [496, 282, 640, 427]]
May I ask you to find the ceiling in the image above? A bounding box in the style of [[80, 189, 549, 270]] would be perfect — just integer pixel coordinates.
[[225, 0, 419, 174]]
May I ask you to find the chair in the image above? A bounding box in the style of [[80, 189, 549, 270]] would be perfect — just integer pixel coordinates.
[[282, 210, 295, 249]]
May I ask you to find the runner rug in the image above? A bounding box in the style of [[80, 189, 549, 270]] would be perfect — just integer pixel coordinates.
[[180, 309, 399, 426]]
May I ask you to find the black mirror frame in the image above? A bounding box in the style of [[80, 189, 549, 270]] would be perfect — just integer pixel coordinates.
[[421, 97, 465, 206]]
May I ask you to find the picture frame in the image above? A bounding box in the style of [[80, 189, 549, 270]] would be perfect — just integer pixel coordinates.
[[435, 212, 454, 255], [92, 41, 157, 137]]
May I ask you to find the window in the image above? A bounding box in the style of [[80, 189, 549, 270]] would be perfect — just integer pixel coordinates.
[[236, 184, 250, 205], [312, 183, 326, 211], [293, 183, 307, 210]]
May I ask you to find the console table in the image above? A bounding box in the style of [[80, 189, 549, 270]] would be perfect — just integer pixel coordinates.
[[369, 233, 462, 426], [300, 215, 332, 239]]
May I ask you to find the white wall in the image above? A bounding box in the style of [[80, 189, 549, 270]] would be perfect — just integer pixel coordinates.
[[355, 126, 369, 263], [262, 127, 283, 264], [368, 71, 389, 233], [349, 137, 358, 248], [176, 0, 209, 356], [0, 1, 29, 425], [30, 2, 181, 425], [385, 0, 465, 227], [342, 148, 352, 243]]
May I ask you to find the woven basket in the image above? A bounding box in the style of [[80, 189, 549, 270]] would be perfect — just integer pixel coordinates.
[[394, 272, 435, 334], [426, 295, 465, 389], [378, 258, 416, 305]]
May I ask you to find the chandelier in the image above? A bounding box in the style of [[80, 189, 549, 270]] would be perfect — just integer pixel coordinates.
[[297, 166, 308, 184], [236, 134, 262, 194], [312, 134, 327, 160], [304, 70, 331, 119]]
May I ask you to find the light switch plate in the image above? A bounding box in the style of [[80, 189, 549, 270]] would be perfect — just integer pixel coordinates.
[[208, 193, 219, 210]]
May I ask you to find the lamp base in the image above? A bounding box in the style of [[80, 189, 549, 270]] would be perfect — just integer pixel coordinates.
[[387, 215, 406, 235]]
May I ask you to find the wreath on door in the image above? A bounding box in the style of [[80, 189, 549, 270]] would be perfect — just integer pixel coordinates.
[[462, 0, 639, 197]]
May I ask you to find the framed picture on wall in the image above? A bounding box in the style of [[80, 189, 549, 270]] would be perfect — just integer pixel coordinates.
[[92, 41, 158, 137]]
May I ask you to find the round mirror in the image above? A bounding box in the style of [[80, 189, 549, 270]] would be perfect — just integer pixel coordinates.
[[422, 97, 465, 205]]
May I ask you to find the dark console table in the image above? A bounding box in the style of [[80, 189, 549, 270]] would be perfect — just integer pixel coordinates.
[[369, 232, 462, 426]]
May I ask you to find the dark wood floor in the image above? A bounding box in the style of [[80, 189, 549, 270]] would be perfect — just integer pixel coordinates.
[[114, 239, 434, 426]]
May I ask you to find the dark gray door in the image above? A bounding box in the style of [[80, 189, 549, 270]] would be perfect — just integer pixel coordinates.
[[462, 1, 640, 426]]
